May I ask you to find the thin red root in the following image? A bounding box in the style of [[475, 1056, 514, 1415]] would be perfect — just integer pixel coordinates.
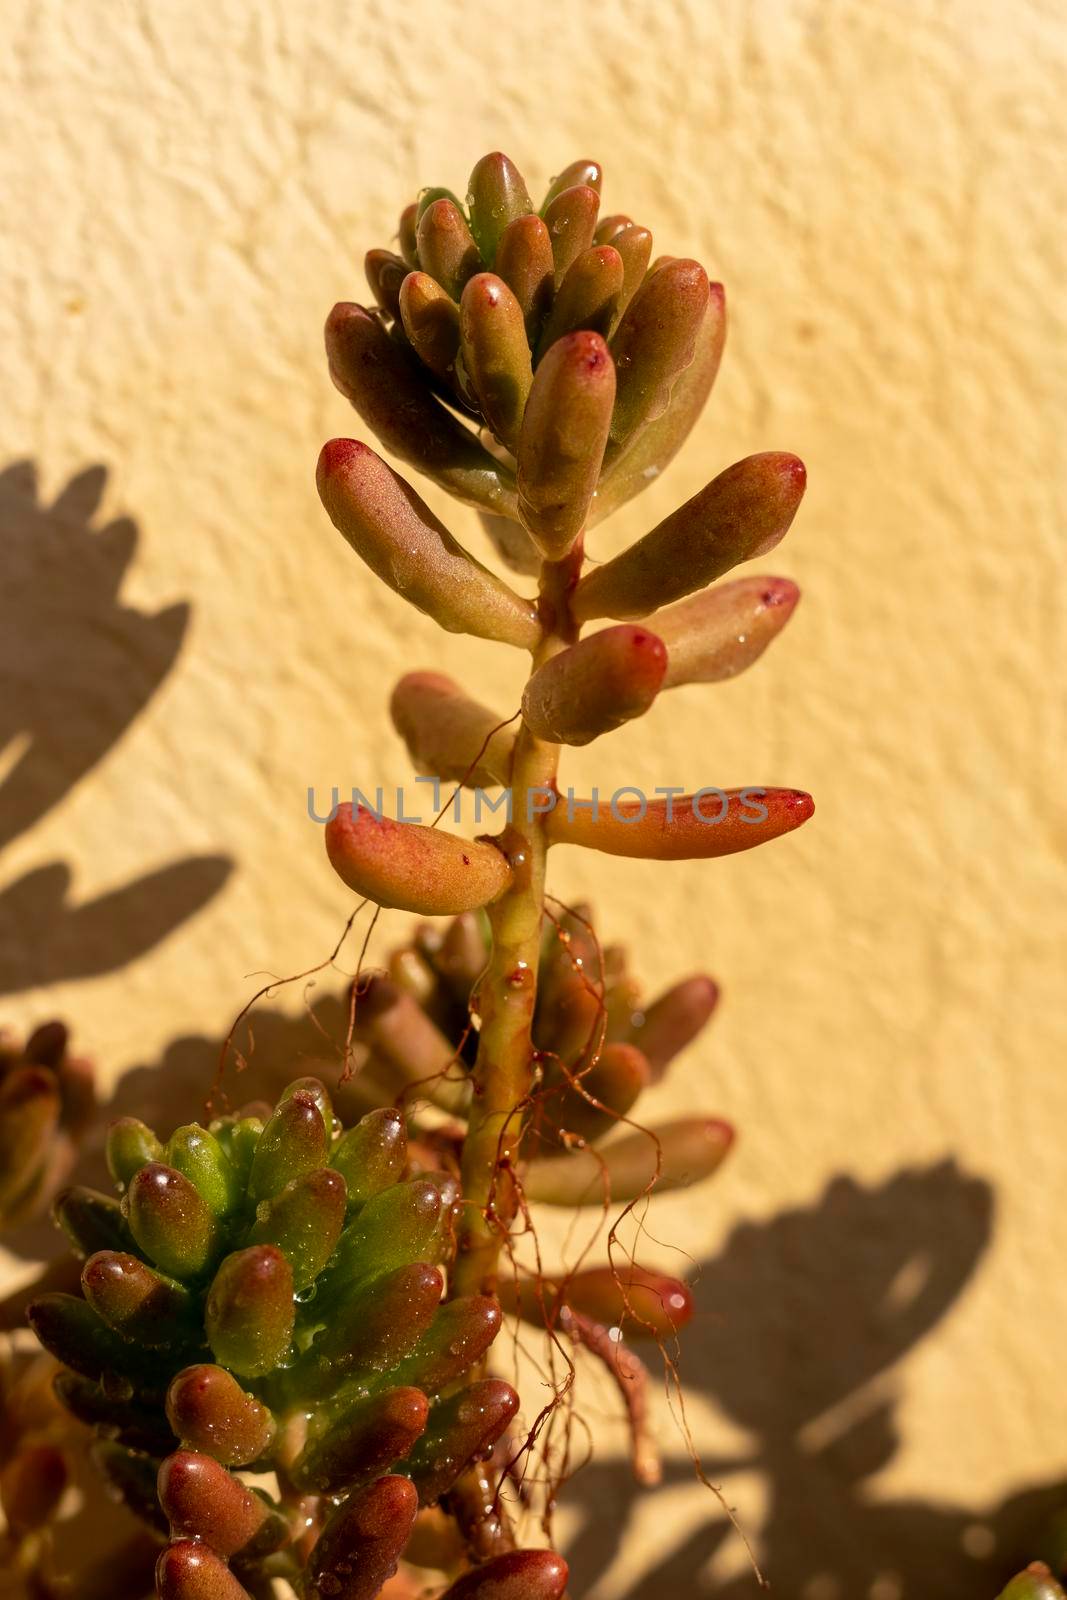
[[558, 1304, 661, 1486]]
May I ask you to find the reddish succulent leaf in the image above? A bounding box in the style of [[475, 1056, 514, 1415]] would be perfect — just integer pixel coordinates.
[[592, 282, 726, 525], [364, 249, 407, 318], [522, 625, 666, 746], [330, 1108, 407, 1209], [544, 159, 603, 207], [416, 198, 482, 300], [609, 223, 654, 329], [204, 1246, 295, 1378], [626, 973, 720, 1080], [516, 330, 615, 559], [0, 1443, 68, 1535], [536, 244, 624, 356], [439, 1549, 569, 1600], [542, 185, 600, 285], [546, 788, 814, 859], [350, 973, 471, 1115], [0, 1067, 60, 1215], [165, 1365, 275, 1468], [653, 573, 801, 688], [81, 1250, 193, 1346], [293, 1385, 430, 1496], [402, 1376, 519, 1503], [306, 1262, 444, 1387], [324, 304, 517, 516], [544, 1041, 651, 1145], [390, 1295, 502, 1391], [399, 271, 462, 391], [998, 1568, 1067, 1600], [505, 1264, 693, 1339], [126, 1163, 221, 1280], [494, 214, 555, 342], [325, 803, 512, 916], [306, 1474, 419, 1600], [593, 213, 633, 244], [525, 1116, 735, 1205], [609, 258, 710, 447], [398, 203, 419, 267], [156, 1540, 253, 1600], [248, 1091, 328, 1202], [317, 439, 538, 648], [459, 274, 534, 452], [158, 1450, 287, 1560], [248, 1168, 347, 1288], [574, 453, 807, 622]]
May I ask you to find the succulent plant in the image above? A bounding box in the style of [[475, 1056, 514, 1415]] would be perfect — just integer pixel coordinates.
[[20, 152, 814, 1595], [27, 1077, 562, 1597], [321, 156, 809, 1326], [0, 1021, 95, 1232]]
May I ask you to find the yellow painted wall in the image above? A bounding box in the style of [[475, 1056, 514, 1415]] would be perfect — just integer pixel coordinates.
[[3, 0, 1066, 1592]]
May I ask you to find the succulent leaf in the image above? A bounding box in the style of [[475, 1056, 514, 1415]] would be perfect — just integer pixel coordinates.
[[391, 670, 516, 788], [546, 788, 815, 858], [324, 304, 519, 517], [516, 330, 615, 558], [439, 1550, 570, 1600], [525, 1116, 735, 1205], [325, 802, 512, 916], [522, 624, 666, 745], [317, 438, 538, 647], [653, 573, 801, 687], [459, 273, 534, 452], [466, 152, 534, 265], [542, 184, 600, 285], [574, 452, 807, 622]]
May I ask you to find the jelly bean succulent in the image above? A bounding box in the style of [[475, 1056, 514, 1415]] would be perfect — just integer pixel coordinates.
[[320, 149, 812, 1317], [22, 151, 815, 1596], [28, 1077, 566, 1598]]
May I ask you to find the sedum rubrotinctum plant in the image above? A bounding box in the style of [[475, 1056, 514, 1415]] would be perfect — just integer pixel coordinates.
[[27, 153, 817, 1598]]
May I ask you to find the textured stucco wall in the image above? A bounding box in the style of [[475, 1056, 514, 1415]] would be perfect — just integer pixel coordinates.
[[3, 0, 1067, 1592]]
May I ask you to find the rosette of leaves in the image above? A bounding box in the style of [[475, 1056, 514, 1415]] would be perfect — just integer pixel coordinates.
[[0, 1021, 95, 1232], [27, 1079, 567, 1599]]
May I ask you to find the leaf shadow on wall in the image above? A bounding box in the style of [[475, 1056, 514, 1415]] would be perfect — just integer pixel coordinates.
[[563, 1164, 1067, 1597], [0, 460, 232, 996]]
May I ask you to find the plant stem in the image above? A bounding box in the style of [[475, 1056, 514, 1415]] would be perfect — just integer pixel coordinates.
[[452, 544, 581, 1299]]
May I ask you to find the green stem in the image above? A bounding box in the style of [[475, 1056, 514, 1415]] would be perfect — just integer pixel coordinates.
[[452, 542, 581, 1299]]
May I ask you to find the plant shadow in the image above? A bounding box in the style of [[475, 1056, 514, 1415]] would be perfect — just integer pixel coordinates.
[[0, 459, 232, 996], [563, 1164, 1066, 1596]]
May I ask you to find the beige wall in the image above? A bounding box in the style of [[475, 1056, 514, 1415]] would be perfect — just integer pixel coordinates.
[[4, 0, 1067, 1591]]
